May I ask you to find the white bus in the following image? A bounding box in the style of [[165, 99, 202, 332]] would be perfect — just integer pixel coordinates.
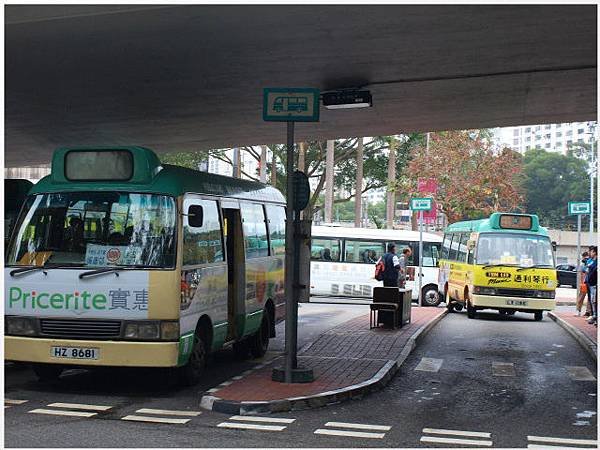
[[310, 226, 443, 305]]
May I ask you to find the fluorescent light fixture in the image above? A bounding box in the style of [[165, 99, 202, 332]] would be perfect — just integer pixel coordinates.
[[322, 90, 372, 109]]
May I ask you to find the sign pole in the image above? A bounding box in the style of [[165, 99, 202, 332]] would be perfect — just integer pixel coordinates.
[[576, 213, 582, 303], [418, 210, 424, 307], [284, 121, 296, 383]]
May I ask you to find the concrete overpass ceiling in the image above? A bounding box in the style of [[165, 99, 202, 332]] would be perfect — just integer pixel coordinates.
[[5, 5, 597, 166]]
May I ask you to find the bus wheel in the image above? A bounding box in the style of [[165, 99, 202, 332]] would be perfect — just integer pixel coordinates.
[[32, 364, 63, 382], [422, 285, 440, 307], [445, 290, 454, 312], [249, 312, 270, 359], [179, 330, 207, 386], [534, 311, 543, 321], [466, 301, 476, 319]]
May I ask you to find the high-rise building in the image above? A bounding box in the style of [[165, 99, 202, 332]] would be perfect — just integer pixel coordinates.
[[492, 121, 596, 155]]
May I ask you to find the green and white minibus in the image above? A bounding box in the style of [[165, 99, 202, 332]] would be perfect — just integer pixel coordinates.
[[5, 147, 286, 385]]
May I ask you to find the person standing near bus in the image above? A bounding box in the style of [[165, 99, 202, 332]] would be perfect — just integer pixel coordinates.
[[382, 243, 401, 287], [575, 251, 590, 317], [398, 247, 412, 288], [586, 246, 597, 325]]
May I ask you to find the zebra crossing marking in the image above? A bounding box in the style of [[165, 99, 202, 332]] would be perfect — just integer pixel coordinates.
[[421, 427, 493, 447], [5, 399, 28, 405], [135, 408, 201, 417], [216, 415, 293, 432], [122, 415, 190, 425], [28, 408, 97, 418], [47, 402, 112, 411], [314, 421, 390, 439], [415, 357, 444, 372], [527, 435, 597, 447]]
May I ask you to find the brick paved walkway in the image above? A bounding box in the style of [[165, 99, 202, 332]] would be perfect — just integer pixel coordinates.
[[210, 306, 444, 403], [553, 311, 597, 344]]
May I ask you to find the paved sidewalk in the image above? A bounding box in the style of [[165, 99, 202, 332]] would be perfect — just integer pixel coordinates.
[[201, 306, 446, 414], [549, 307, 597, 361]]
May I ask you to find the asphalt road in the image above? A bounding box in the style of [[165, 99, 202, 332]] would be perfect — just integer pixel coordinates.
[[5, 306, 597, 448]]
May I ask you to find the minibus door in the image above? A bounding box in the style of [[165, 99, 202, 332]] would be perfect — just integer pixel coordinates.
[[222, 204, 246, 341]]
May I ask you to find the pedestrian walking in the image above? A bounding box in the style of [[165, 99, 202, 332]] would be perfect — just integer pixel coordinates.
[[398, 247, 412, 288], [586, 246, 597, 325], [575, 251, 590, 316], [381, 243, 401, 287]]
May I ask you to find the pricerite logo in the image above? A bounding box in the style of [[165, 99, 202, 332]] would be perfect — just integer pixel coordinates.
[[8, 287, 108, 311]]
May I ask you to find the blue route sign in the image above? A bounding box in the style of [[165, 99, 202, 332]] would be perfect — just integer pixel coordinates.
[[263, 88, 320, 122]]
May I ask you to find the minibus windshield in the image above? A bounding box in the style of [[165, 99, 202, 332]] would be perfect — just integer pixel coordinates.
[[475, 233, 554, 267], [7, 192, 176, 268]]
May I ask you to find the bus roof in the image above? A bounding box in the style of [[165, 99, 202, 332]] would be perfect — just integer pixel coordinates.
[[444, 212, 548, 236], [29, 146, 285, 203], [312, 225, 442, 242]]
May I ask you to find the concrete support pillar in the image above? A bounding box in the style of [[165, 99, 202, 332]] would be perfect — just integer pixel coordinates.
[[386, 138, 396, 229], [324, 140, 335, 223], [232, 147, 241, 178], [354, 138, 364, 228], [298, 142, 306, 172]]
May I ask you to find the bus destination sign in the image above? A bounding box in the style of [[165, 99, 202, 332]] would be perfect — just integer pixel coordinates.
[[263, 88, 320, 122]]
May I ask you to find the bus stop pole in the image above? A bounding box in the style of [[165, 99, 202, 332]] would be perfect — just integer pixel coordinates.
[[418, 210, 423, 307], [576, 214, 581, 303], [284, 121, 297, 383]]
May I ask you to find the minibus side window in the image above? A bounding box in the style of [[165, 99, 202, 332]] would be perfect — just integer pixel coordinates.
[[458, 233, 469, 262], [449, 233, 460, 261], [265, 204, 286, 256], [441, 234, 451, 259], [240, 203, 269, 259], [183, 199, 224, 266]]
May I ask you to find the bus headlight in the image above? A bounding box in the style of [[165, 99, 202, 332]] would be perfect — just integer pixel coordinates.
[[124, 321, 160, 340], [124, 321, 179, 340], [534, 290, 555, 299], [473, 286, 497, 296], [6, 316, 37, 336], [160, 321, 180, 340]]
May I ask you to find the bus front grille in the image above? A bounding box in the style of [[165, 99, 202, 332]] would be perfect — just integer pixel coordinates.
[[496, 289, 535, 298], [39, 319, 121, 339]]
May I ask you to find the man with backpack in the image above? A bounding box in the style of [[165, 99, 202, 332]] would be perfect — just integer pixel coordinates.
[[376, 243, 401, 287]]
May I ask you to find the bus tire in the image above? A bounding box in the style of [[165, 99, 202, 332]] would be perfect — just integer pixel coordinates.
[[445, 289, 454, 312], [179, 329, 207, 386], [466, 301, 476, 319], [249, 312, 270, 359], [32, 363, 63, 382], [422, 285, 440, 307], [534, 311, 543, 321]]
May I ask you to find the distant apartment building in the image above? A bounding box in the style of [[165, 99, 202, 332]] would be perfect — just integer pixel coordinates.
[[493, 121, 596, 155]]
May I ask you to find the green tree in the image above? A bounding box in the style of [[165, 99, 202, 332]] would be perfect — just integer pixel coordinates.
[[522, 148, 591, 229]]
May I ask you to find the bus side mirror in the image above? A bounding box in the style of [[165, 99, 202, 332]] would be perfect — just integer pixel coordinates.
[[187, 205, 204, 228], [551, 241, 557, 252]]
